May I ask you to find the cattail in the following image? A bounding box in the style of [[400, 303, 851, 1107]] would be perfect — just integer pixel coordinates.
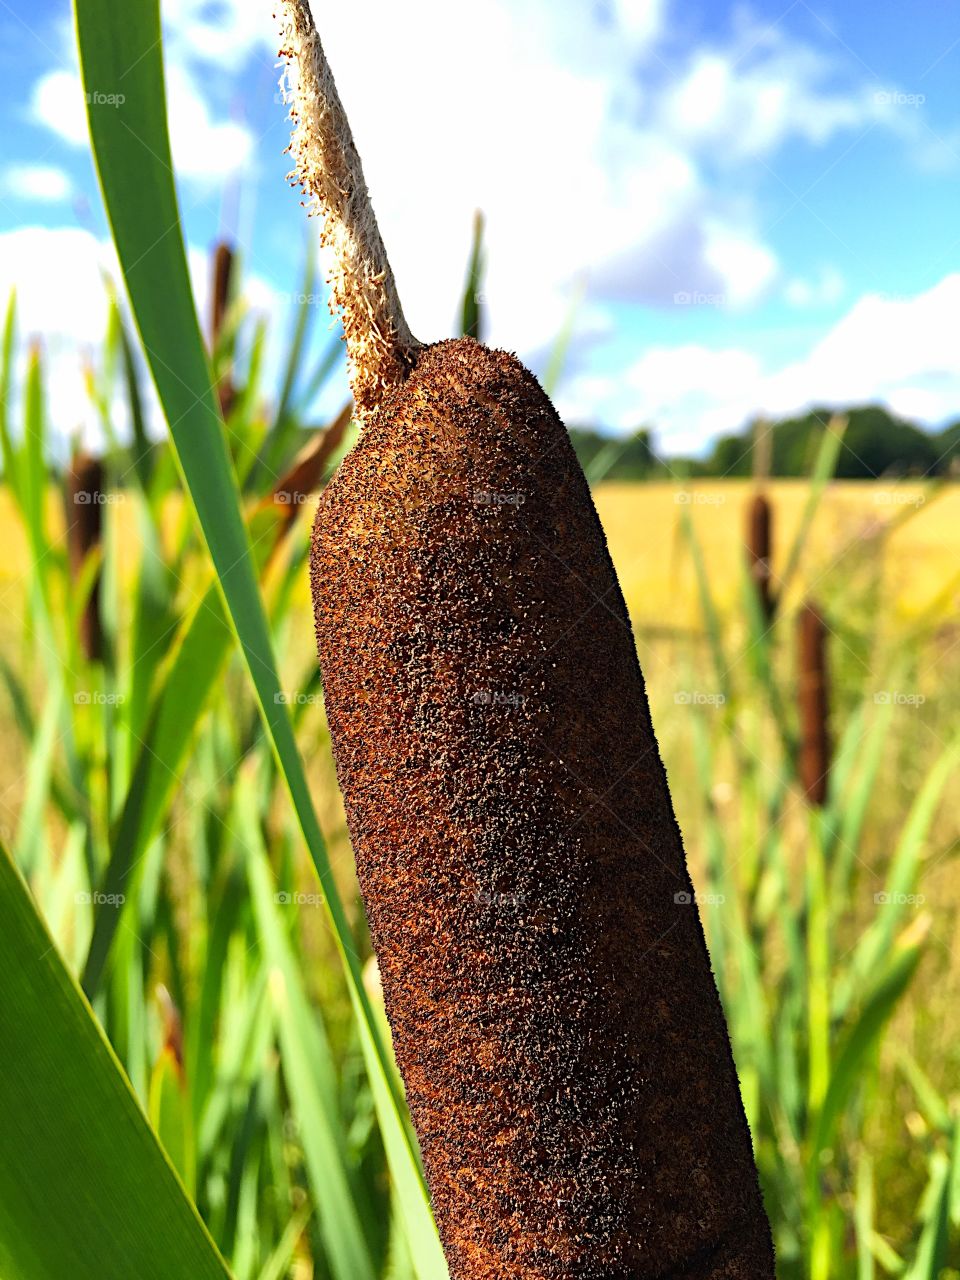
[[64, 450, 104, 664], [268, 400, 353, 547], [280, 3, 774, 1275], [746, 491, 775, 621], [797, 602, 830, 806], [210, 240, 236, 417]]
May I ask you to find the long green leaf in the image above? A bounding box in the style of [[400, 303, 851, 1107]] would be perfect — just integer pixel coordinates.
[[0, 844, 230, 1279], [238, 778, 377, 1280], [74, 5, 444, 1271]]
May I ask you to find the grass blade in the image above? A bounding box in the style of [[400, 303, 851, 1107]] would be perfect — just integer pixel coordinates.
[[0, 844, 230, 1279]]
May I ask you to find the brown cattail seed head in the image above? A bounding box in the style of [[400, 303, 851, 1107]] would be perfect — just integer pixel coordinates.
[[64, 451, 104, 664], [746, 491, 774, 621], [210, 241, 236, 417], [210, 241, 235, 349], [797, 601, 830, 806], [311, 337, 774, 1278]]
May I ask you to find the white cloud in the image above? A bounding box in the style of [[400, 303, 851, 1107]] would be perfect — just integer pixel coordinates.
[[784, 266, 845, 308], [2, 165, 72, 203], [658, 43, 875, 161], [161, 0, 277, 65], [163, 63, 253, 182], [560, 274, 960, 450], [0, 226, 282, 451], [33, 66, 253, 184], [33, 70, 89, 145]]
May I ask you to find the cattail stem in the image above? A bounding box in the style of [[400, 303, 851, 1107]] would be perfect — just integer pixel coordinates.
[[797, 602, 830, 806], [277, 0, 420, 417], [747, 491, 775, 622], [64, 451, 105, 664]]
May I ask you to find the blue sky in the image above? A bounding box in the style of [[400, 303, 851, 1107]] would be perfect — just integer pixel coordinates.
[[2, 0, 960, 454]]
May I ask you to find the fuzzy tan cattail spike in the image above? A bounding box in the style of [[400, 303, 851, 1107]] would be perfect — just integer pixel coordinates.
[[747, 491, 775, 622], [281, 5, 774, 1275], [65, 450, 104, 664], [797, 601, 830, 806], [277, 0, 420, 417]]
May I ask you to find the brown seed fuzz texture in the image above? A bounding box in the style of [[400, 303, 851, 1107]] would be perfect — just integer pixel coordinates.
[[311, 338, 774, 1278]]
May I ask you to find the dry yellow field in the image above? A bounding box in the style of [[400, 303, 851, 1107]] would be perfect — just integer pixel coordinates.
[[594, 479, 960, 628], [4, 480, 954, 630]]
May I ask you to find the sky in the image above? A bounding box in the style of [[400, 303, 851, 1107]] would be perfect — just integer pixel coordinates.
[[3, 0, 960, 455]]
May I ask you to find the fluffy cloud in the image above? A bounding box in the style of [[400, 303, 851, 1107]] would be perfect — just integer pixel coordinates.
[[1, 165, 72, 203], [558, 274, 960, 450], [0, 226, 281, 452], [32, 65, 252, 184]]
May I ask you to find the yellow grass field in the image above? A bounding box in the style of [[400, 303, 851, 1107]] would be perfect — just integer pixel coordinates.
[[2, 479, 954, 630], [593, 479, 960, 628]]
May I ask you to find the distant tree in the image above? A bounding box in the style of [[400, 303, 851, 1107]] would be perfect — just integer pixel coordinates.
[[701, 406, 942, 479], [568, 405, 956, 481], [934, 420, 960, 473]]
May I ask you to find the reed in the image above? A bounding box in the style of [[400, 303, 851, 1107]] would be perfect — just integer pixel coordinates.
[[746, 490, 775, 621], [210, 240, 236, 417], [280, 1, 774, 1272], [64, 450, 104, 664], [797, 601, 830, 806]]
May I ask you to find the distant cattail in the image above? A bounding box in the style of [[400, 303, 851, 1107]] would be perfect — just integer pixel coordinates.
[[281, 3, 774, 1275], [64, 451, 104, 664], [746, 491, 775, 621], [210, 240, 236, 417], [267, 400, 352, 552], [797, 602, 830, 806]]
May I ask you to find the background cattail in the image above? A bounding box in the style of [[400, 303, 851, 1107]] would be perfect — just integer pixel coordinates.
[[282, 1, 774, 1273], [64, 450, 104, 664], [747, 490, 775, 621], [797, 601, 830, 806], [267, 400, 352, 550], [210, 240, 236, 418]]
